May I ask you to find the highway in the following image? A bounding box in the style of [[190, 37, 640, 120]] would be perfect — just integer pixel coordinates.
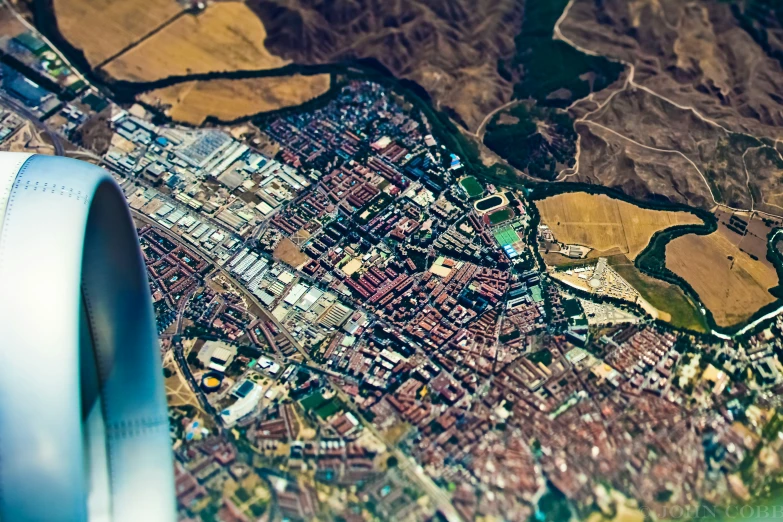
[[0, 92, 64, 156]]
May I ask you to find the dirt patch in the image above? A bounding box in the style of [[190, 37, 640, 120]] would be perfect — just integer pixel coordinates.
[[73, 108, 114, 155], [666, 228, 780, 327], [496, 113, 520, 125], [0, 123, 55, 155], [568, 123, 716, 210], [742, 146, 783, 216], [140, 74, 330, 125], [273, 237, 309, 268], [163, 351, 204, 414], [0, 5, 26, 38], [536, 192, 703, 261]]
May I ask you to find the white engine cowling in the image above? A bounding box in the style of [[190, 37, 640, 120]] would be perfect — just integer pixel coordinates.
[[0, 153, 175, 521]]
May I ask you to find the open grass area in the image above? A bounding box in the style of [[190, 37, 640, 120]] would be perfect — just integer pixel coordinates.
[[542, 253, 594, 269], [607, 256, 708, 333], [315, 398, 342, 419], [459, 176, 483, 198], [528, 349, 553, 366], [666, 229, 780, 327], [141, 74, 331, 125], [103, 2, 288, 81], [536, 192, 703, 261], [488, 207, 515, 225], [301, 392, 343, 419]]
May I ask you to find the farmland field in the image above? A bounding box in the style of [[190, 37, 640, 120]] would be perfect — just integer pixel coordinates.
[[102, 3, 288, 82], [54, 0, 184, 66], [666, 229, 780, 327], [141, 75, 331, 125], [536, 192, 703, 262]]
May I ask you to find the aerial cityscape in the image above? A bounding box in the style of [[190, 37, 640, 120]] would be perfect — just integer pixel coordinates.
[[3, 0, 783, 520]]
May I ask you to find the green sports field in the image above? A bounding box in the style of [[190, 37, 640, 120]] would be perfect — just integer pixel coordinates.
[[459, 176, 484, 198], [488, 207, 514, 225], [493, 225, 520, 246]]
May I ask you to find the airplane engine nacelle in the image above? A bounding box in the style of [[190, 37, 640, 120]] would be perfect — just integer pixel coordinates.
[[0, 153, 175, 521]]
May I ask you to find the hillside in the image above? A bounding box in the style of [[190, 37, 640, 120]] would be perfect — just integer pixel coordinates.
[[247, 0, 524, 131], [556, 0, 783, 213]]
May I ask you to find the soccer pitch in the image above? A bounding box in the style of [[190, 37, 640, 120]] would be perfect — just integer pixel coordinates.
[[459, 176, 483, 198]]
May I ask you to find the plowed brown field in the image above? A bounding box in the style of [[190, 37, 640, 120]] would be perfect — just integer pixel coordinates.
[[141, 75, 330, 125], [536, 192, 703, 261], [666, 229, 779, 327]]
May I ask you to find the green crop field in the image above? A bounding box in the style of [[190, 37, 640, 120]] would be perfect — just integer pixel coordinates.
[[459, 176, 484, 198]]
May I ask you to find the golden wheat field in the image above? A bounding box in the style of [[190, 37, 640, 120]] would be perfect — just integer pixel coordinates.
[[666, 229, 779, 327], [536, 192, 703, 262], [141, 75, 331, 125], [54, 0, 183, 66], [102, 2, 289, 82]]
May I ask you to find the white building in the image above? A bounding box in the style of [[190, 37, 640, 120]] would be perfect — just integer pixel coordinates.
[[220, 384, 263, 427]]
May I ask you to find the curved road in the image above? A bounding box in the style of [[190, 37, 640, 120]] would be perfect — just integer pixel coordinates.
[[0, 93, 64, 155]]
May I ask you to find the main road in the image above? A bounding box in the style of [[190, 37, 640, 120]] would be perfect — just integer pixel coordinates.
[[0, 92, 65, 155]]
